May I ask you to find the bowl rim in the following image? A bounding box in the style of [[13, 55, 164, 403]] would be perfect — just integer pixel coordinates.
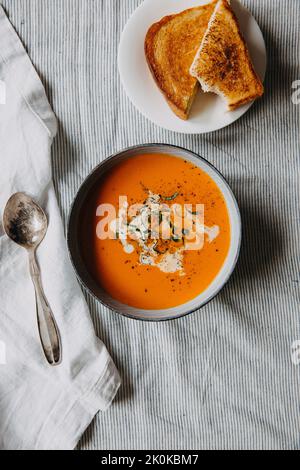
[[67, 143, 242, 322]]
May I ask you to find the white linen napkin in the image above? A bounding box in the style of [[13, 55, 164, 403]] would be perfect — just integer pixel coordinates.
[[0, 6, 120, 450]]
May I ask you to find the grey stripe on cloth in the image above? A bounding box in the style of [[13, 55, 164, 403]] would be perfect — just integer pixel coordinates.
[[1, 0, 299, 450]]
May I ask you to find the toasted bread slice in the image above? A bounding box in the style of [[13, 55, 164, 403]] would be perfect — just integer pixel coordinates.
[[190, 0, 264, 110], [145, 2, 217, 120]]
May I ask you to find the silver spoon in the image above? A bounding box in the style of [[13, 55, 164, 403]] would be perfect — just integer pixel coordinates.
[[3, 192, 62, 365]]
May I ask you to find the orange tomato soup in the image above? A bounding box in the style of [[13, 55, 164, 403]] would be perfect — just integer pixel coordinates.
[[80, 153, 231, 309]]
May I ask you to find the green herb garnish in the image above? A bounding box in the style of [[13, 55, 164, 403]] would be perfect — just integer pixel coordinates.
[[163, 192, 179, 201]]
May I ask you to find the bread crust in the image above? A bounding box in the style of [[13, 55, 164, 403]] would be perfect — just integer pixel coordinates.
[[145, 2, 217, 120]]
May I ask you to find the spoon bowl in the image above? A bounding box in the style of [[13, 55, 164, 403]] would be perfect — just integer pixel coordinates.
[[3, 193, 47, 249]]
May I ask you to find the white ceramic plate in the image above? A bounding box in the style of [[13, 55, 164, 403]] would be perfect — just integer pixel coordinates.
[[118, 0, 267, 134]]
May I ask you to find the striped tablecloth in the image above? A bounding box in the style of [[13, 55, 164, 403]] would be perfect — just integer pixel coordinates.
[[1, 0, 299, 450]]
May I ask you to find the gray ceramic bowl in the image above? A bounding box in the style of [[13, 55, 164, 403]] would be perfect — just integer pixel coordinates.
[[67, 144, 241, 321]]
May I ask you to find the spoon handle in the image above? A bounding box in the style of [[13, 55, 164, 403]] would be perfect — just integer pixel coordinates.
[[29, 251, 62, 365]]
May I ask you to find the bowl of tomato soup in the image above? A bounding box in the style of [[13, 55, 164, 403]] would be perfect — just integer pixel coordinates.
[[68, 144, 241, 321]]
